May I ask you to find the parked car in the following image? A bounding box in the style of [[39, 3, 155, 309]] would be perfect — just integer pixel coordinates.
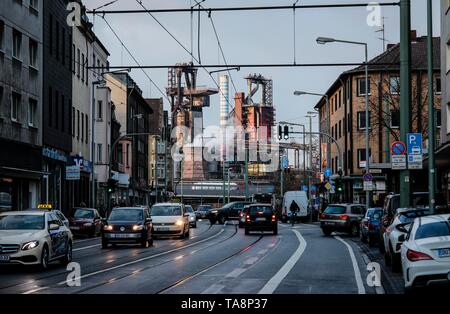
[[244, 204, 278, 235], [0, 210, 73, 269], [185, 205, 197, 228], [320, 204, 366, 236], [383, 207, 430, 272], [102, 207, 153, 248], [281, 191, 309, 223], [150, 203, 190, 239], [400, 214, 450, 292], [69, 208, 103, 237], [195, 205, 213, 219], [360, 208, 383, 247], [208, 201, 253, 225]]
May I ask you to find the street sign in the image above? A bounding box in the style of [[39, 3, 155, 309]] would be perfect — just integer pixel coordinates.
[[363, 181, 374, 191], [302, 185, 308, 192], [391, 141, 407, 156], [324, 168, 332, 178], [392, 155, 407, 170], [325, 182, 332, 190], [66, 165, 80, 180], [363, 173, 374, 182], [282, 156, 289, 169], [407, 133, 423, 170]]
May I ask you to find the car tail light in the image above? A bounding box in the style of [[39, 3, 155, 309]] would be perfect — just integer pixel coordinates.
[[406, 249, 433, 262], [272, 215, 276, 222], [246, 215, 250, 222], [320, 213, 325, 220], [340, 214, 349, 220], [368, 223, 374, 230], [240, 212, 244, 217], [363, 221, 369, 227]]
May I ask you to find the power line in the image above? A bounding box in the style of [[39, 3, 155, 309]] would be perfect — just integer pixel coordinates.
[[87, 2, 400, 14]]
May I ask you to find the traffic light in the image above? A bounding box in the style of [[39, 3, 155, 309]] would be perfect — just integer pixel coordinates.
[[278, 125, 283, 140], [283, 125, 289, 140], [335, 177, 344, 193], [337, 168, 343, 177], [107, 178, 118, 194]]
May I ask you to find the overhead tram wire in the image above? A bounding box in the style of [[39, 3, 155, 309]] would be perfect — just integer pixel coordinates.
[[97, 14, 170, 103], [87, 2, 400, 14]]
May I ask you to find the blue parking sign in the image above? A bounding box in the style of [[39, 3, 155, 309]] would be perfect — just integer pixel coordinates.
[[407, 133, 423, 155]]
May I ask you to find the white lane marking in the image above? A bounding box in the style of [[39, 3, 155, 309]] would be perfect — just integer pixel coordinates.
[[361, 253, 385, 295], [244, 257, 259, 265], [257, 249, 268, 255], [226, 268, 246, 278], [73, 244, 101, 252], [201, 284, 225, 294], [22, 229, 225, 294], [258, 229, 307, 294], [334, 236, 366, 294]]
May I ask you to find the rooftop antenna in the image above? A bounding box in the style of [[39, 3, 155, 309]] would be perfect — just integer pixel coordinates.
[[375, 16, 389, 52]]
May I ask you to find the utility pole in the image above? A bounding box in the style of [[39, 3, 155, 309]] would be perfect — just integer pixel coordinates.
[[400, 0, 412, 208], [427, 0, 436, 214]]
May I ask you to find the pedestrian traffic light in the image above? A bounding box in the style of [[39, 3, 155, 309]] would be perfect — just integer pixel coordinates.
[[278, 125, 283, 140], [107, 178, 118, 194], [283, 125, 289, 140]]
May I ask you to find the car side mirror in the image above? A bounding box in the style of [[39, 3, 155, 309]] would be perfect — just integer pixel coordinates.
[[49, 223, 59, 231], [398, 234, 406, 242], [184, 213, 190, 217]]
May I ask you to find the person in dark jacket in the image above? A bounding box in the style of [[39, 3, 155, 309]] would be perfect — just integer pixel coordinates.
[[290, 200, 300, 213]]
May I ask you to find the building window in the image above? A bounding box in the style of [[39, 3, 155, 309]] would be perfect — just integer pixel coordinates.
[[357, 111, 371, 130], [357, 78, 371, 96], [126, 144, 130, 166], [29, 39, 38, 68], [81, 112, 84, 142], [97, 144, 102, 163], [28, 98, 37, 127], [347, 113, 351, 132], [13, 29, 22, 60], [72, 44, 75, 73], [85, 114, 88, 144], [81, 53, 85, 82], [0, 20, 4, 51], [61, 95, 65, 132], [85, 56, 89, 85], [54, 90, 58, 130], [49, 14, 53, 55], [390, 110, 400, 128], [0, 86, 3, 114], [97, 100, 103, 119], [446, 42, 450, 73], [436, 109, 441, 128], [357, 149, 371, 168], [30, 0, 38, 11], [77, 109, 80, 139], [435, 76, 441, 94], [61, 30, 65, 66], [11, 92, 21, 122], [77, 48, 80, 77], [55, 21, 59, 60], [338, 120, 342, 138], [48, 87, 52, 127], [389, 76, 400, 94], [72, 107, 75, 137]]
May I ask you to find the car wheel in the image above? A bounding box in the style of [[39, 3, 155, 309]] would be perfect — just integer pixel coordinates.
[[350, 224, 360, 237], [368, 236, 375, 247], [193, 222, 197, 228], [60, 241, 73, 265], [140, 238, 148, 248], [379, 236, 386, 253], [322, 228, 332, 236], [40, 245, 49, 270], [392, 253, 402, 272], [384, 250, 392, 266], [273, 227, 278, 235], [209, 219, 216, 225], [238, 222, 243, 228], [360, 231, 367, 243], [218, 215, 226, 225], [102, 238, 108, 249], [244, 228, 250, 235]]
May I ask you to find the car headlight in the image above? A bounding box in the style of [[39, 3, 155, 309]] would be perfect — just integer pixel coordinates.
[[104, 225, 113, 231], [210, 210, 218, 214], [22, 241, 39, 251], [132, 225, 144, 231], [176, 220, 184, 226], [84, 223, 93, 227], [189, 216, 195, 221]]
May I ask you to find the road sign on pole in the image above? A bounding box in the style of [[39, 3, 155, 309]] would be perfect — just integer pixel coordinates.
[[407, 133, 423, 170], [391, 141, 407, 156], [391, 141, 407, 170], [324, 168, 332, 178]]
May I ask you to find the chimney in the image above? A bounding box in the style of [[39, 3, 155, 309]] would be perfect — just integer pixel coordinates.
[[410, 30, 417, 41]]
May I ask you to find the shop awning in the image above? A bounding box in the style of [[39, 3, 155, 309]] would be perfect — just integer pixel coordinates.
[[0, 167, 50, 180]]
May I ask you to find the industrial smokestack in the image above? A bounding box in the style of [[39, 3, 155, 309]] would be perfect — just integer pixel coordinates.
[[219, 75, 230, 128]]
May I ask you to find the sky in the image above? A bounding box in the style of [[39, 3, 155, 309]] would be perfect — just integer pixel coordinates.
[[85, 0, 441, 133]]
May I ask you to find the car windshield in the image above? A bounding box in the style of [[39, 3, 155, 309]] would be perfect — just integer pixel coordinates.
[[249, 206, 273, 214], [197, 206, 212, 211], [324, 206, 346, 215], [415, 221, 450, 240], [0, 214, 45, 230], [367, 209, 383, 219], [399, 210, 430, 223], [151, 205, 182, 216], [73, 209, 94, 219], [108, 209, 143, 221], [222, 203, 236, 209], [186, 206, 194, 213]]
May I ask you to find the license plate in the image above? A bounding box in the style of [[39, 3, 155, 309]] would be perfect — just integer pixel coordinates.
[[158, 227, 169, 232], [438, 248, 450, 258], [255, 218, 266, 222], [0, 255, 10, 262], [110, 233, 136, 238], [71, 226, 80, 230], [325, 222, 335, 226]]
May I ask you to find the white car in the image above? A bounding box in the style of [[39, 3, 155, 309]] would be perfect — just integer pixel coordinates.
[[185, 205, 197, 228], [401, 214, 450, 291], [150, 203, 190, 239], [383, 207, 430, 272], [0, 210, 73, 269]]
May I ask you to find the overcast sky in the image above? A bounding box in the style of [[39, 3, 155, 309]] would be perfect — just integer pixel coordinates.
[[86, 0, 441, 132]]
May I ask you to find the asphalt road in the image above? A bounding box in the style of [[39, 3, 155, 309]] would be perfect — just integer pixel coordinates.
[[0, 221, 398, 294]]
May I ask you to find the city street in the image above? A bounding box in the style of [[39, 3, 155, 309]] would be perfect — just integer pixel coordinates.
[[0, 220, 403, 294]]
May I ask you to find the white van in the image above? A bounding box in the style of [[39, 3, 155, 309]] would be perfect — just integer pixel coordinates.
[[282, 191, 309, 222]]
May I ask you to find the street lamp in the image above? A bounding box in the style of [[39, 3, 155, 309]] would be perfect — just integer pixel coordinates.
[[316, 36, 370, 208], [293, 91, 330, 174], [305, 113, 317, 202]]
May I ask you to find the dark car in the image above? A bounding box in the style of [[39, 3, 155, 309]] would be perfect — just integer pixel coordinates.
[[244, 204, 278, 235], [69, 208, 103, 237], [360, 208, 383, 246], [238, 205, 252, 228], [208, 201, 253, 225], [320, 204, 367, 236], [102, 207, 153, 249], [195, 205, 213, 219]]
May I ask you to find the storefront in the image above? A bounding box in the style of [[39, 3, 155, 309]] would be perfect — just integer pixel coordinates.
[[0, 139, 44, 211], [66, 155, 92, 210], [42, 147, 68, 213]]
